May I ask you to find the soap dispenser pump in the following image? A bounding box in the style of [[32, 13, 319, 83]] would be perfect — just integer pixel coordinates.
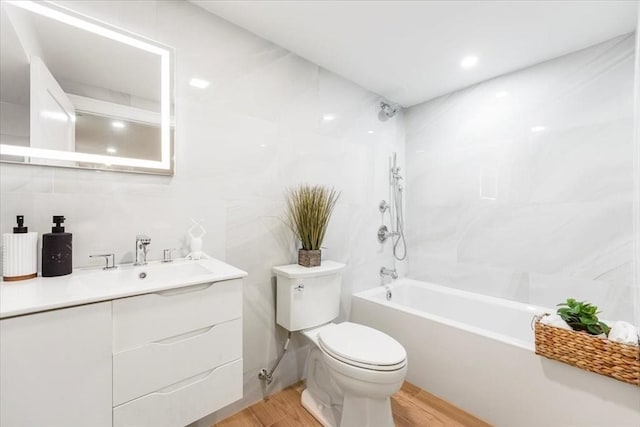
[[42, 216, 72, 277], [2, 215, 38, 281]]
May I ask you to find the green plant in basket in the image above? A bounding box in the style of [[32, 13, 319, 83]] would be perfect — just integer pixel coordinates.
[[556, 298, 610, 336]]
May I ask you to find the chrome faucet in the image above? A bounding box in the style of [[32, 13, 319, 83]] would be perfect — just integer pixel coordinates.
[[134, 235, 151, 266], [380, 267, 398, 280], [89, 253, 117, 270]]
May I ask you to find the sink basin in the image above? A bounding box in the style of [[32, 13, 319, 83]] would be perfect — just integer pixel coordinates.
[[137, 262, 212, 281], [71, 259, 220, 292]]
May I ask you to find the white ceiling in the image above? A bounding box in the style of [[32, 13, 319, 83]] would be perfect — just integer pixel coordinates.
[[32, 12, 161, 103], [193, 0, 637, 107], [1, 2, 161, 106], [0, 6, 30, 105]]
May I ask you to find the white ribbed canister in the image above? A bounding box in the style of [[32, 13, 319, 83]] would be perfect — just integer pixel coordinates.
[[2, 232, 38, 281]]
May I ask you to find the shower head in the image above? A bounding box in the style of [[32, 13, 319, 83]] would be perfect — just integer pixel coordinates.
[[379, 101, 400, 119]]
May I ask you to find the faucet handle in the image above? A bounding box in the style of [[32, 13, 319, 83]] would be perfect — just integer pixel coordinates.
[[90, 253, 117, 270], [162, 248, 178, 263]]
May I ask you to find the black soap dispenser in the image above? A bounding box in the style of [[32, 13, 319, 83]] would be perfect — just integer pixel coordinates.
[[42, 216, 72, 277]]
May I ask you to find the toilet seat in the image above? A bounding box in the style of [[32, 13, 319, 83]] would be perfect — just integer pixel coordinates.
[[317, 322, 407, 371]]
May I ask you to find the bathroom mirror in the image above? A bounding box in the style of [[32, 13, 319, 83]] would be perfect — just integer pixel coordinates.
[[0, 0, 174, 175]]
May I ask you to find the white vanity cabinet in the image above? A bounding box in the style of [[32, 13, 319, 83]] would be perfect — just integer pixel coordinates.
[[112, 279, 243, 427], [0, 273, 244, 427], [0, 302, 113, 427]]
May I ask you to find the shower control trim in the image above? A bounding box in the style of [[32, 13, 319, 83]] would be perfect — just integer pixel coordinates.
[[379, 200, 390, 213], [378, 225, 399, 243]]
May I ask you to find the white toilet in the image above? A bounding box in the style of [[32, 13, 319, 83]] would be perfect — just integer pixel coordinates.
[[273, 261, 407, 427]]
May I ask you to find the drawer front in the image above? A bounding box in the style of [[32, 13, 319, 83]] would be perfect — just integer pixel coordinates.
[[113, 318, 241, 406], [113, 279, 242, 352], [113, 358, 242, 427]]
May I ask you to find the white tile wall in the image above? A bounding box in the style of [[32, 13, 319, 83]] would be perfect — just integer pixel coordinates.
[[0, 0, 405, 422], [405, 33, 636, 323], [634, 12, 640, 330], [9, 1, 634, 423]]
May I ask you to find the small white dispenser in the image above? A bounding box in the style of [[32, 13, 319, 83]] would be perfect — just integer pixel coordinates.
[[2, 215, 38, 281], [273, 261, 345, 331]]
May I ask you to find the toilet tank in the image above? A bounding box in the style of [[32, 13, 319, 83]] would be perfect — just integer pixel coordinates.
[[273, 261, 346, 331]]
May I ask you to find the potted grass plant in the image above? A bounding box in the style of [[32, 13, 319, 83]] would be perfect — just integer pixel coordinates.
[[285, 184, 340, 267]]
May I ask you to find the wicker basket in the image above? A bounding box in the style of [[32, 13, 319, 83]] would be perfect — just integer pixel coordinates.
[[534, 316, 639, 386]]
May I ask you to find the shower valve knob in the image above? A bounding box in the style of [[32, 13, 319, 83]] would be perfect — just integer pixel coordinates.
[[378, 225, 388, 243], [378, 225, 399, 243]]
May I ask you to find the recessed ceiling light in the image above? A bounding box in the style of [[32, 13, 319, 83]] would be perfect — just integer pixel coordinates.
[[367, 130, 374, 134], [106, 146, 117, 154], [460, 55, 479, 69], [259, 143, 267, 148], [530, 125, 546, 133], [189, 78, 210, 89], [322, 114, 336, 121], [111, 121, 125, 129], [416, 149, 425, 153], [495, 91, 508, 98]]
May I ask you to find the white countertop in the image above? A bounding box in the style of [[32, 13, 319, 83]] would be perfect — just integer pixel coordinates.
[[0, 257, 247, 319]]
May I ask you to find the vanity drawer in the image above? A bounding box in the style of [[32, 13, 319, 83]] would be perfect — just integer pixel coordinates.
[[113, 358, 242, 427], [113, 279, 242, 352], [113, 318, 241, 406]]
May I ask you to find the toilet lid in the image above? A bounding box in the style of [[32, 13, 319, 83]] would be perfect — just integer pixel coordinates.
[[318, 322, 406, 370]]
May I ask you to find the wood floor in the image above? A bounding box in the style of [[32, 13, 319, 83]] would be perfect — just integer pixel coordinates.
[[213, 381, 491, 427]]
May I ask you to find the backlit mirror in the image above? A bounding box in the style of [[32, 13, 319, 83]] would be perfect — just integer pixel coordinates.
[[0, 0, 174, 175]]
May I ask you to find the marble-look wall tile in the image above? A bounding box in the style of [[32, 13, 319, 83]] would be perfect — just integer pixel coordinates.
[[405, 34, 636, 322], [0, 164, 53, 194], [634, 14, 640, 329], [0, 0, 405, 422]]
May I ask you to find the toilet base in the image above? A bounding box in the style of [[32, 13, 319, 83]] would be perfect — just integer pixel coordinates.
[[301, 389, 337, 427], [340, 394, 394, 427], [301, 388, 395, 427]]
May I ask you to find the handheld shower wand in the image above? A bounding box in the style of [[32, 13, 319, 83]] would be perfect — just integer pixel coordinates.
[[378, 153, 407, 261]]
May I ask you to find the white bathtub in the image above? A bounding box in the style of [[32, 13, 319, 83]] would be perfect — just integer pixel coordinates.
[[351, 279, 640, 427]]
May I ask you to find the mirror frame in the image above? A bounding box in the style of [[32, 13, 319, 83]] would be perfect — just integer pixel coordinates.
[[0, 0, 174, 175]]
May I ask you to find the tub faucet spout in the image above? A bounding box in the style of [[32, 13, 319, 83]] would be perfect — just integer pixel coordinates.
[[380, 267, 398, 280]]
